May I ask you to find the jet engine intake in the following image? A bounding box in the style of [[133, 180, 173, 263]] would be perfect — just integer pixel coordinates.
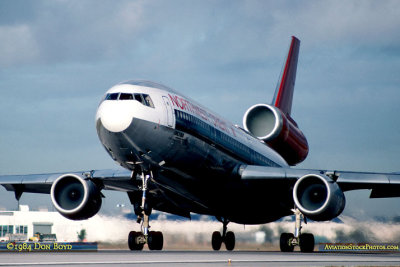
[[243, 104, 308, 165], [50, 174, 102, 220], [293, 174, 345, 221]]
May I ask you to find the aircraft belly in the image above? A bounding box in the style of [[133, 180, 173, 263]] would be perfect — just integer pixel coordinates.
[[97, 118, 293, 224]]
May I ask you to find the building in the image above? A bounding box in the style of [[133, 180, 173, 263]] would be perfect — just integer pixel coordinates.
[[0, 205, 84, 242]]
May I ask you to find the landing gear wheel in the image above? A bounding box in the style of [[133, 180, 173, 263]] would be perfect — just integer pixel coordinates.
[[225, 231, 235, 251], [211, 231, 222, 251], [148, 231, 163, 250], [280, 233, 294, 252], [155, 231, 164, 250], [299, 233, 314, 252], [128, 231, 144, 251], [128, 171, 164, 251]]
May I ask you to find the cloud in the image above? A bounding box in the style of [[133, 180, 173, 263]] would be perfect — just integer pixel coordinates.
[[1, 0, 399, 69], [0, 0, 150, 67], [264, 1, 400, 49], [0, 24, 40, 66]]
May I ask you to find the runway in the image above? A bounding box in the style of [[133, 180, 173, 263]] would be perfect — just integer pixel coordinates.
[[1, 250, 400, 267]]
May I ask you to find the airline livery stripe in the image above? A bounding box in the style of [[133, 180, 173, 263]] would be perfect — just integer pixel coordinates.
[[274, 37, 295, 107], [174, 110, 280, 167]]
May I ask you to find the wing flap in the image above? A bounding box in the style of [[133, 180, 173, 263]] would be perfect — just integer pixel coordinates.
[[336, 171, 390, 186], [240, 165, 319, 180]]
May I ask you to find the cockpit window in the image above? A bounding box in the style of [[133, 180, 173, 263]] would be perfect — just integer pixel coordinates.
[[143, 94, 155, 108], [103, 92, 155, 108], [119, 93, 133, 100], [106, 93, 119, 100], [134, 94, 143, 103], [133, 93, 154, 108]]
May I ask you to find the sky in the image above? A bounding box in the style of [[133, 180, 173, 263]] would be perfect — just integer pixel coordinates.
[[1, 0, 400, 220]]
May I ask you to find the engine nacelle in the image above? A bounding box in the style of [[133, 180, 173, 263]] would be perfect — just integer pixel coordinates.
[[243, 104, 308, 165], [293, 174, 346, 221], [50, 174, 102, 220]]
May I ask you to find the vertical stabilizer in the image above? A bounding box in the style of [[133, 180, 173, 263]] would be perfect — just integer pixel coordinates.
[[272, 36, 300, 116]]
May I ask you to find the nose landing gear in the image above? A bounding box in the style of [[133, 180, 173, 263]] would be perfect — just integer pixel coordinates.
[[127, 170, 164, 251]]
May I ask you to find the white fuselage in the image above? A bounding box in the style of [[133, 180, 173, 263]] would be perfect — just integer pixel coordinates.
[[96, 80, 288, 171]]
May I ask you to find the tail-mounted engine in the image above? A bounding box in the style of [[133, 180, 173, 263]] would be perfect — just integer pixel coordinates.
[[243, 104, 308, 165], [50, 174, 102, 220], [293, 174, 346, 221]]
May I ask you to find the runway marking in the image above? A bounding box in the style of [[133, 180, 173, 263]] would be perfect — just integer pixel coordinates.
[[2, 259, 400, 266], [0, 260, 228, 266], [1, 251, 400, 266]]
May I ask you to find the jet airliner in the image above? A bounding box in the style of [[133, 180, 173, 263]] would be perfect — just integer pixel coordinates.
[[2, 36, 400, 252]]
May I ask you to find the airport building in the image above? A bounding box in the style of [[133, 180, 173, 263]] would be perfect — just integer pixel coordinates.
[[0, 205, 90, 242], [0, 205, 168, 244]]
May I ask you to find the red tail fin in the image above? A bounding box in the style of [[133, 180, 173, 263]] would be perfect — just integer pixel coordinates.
[[272, 36, 300, 116]]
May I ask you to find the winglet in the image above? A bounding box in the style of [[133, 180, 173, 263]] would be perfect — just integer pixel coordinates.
[[271, 36, 300, 116]]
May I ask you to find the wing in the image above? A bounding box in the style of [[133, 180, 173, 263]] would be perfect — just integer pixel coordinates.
[[240, 165, 400, 198], [0, 168, 192, 219], [239, 165, 400, 221], [0, 169, 132, 198]]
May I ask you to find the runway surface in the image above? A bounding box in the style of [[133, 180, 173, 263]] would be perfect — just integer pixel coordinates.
[[1, 250, 400, 267]]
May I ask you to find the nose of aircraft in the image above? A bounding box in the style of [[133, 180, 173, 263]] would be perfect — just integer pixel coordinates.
[[96, 101, 133, 132]]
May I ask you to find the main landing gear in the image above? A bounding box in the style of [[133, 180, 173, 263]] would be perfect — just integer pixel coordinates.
[[211, 218, 235, 251], [280, 208, 314, 252], [128, 171, 164, 251]]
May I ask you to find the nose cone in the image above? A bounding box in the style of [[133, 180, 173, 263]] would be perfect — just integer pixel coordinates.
[[96, 101, 133, 132]]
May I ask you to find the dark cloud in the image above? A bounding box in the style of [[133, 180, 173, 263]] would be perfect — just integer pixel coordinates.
[[0, 0, 38, 25]]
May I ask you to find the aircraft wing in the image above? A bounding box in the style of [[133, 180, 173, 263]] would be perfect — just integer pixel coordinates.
[[2, 165, 400, 221], [0, 169, 195, 218], [3, 166, 400, 199], [240, 165, 400, 198], [0, 169, 133, 199]]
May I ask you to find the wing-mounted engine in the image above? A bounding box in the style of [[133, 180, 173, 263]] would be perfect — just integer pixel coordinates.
[[50, 174, 102, 220], [293, 174, 346, 221], [243, 104, 308, 165]]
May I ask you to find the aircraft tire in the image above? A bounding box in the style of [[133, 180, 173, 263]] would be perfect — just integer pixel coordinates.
[[299, 233, 314, 252], [280, 233, 295, 252], [211, 231, 222, 251], [148, 231, 163, 250], [155, 231, 164, 250], [128, 231, 144, 251], [225, 231, 235, 251]]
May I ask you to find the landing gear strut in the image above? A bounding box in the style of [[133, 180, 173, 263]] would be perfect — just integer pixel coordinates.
[[280, 208, 314, 252], [211, 218, 235, 251], [128, 171, 164, 251]]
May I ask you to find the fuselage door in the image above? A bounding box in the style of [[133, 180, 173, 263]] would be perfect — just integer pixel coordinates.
[[162, 96, 174, 127]]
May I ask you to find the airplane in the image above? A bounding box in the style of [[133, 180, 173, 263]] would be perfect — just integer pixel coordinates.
[[1, 36, 400, 252]]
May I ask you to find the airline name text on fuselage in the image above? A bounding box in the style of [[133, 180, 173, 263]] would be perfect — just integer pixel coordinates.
[[168, 93, 237, 137]]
